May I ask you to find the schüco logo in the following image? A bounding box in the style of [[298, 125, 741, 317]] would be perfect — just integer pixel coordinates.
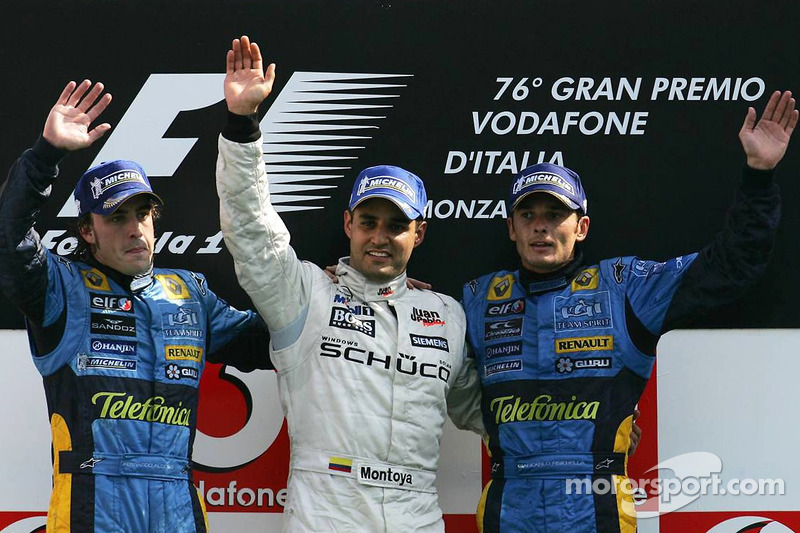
[[319, 341, 451, 383], [41, 72, 410, 257]]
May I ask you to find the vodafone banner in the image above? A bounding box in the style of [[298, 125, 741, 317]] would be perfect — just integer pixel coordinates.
[[1, 0, 799, 531]]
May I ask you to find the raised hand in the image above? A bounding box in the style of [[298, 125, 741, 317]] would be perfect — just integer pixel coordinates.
[[225, 35, 276, 116], [739, 90, 798, 170], [42, 80, 112, 151]]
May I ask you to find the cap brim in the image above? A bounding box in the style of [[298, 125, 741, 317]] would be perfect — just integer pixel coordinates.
[[350, 193, 422, 220], [512, 190, 580, 212], [93, 190, 164, 216]]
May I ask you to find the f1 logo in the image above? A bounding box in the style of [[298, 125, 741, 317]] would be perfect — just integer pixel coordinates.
[[57, 72, 411, 217]]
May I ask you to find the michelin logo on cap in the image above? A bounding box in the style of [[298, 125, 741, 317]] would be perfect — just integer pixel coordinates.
[[508, 162, 588, 214], [356, 175, 417, 202], [89, 170, 147, 200], [348, 164, 428, 220], [512, 172, 575, 196]]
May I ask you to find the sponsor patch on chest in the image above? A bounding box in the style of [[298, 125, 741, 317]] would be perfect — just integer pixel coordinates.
[[553, 292, 613, 331], [328, 307, 376, 337], [484, 318, 523, 341], [90, 313, 137, 337]]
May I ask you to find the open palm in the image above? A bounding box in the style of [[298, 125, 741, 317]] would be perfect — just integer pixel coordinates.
[[739, 90, 797, 170], [43, 80, 112, 151], [224, 36, 276, 116]]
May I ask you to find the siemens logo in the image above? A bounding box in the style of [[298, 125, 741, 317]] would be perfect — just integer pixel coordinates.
[[409, 334, 449, 352]]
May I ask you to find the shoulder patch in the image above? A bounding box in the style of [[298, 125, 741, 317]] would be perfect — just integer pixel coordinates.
[[156, 274, 191, 300], [571, 268, 599, 292], [487, 274, 515, 301], [82, 268, 111, 292]]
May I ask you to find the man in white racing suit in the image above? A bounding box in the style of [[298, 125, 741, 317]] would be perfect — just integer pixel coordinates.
[[215, 36, 484, 532]]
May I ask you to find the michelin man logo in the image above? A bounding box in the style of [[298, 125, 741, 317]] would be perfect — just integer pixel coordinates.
[[90, 177, 103, 199], [58, 72, 411, 217]]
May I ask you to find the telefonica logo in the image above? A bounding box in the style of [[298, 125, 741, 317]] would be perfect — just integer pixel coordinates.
[[490, 394, 599, 424], [91, 392, 191, 426]]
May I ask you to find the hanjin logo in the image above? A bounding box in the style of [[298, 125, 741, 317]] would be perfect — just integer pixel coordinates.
[[485, 341, 522, 359], [91, 339, 137, 356]]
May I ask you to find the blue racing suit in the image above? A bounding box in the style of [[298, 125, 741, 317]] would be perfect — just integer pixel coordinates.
[[462, 166, 780, 532], [0, 137, 269, 532]]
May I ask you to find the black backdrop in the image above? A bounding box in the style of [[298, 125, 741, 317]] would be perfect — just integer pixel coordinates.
[[2, 0, 798, 328]]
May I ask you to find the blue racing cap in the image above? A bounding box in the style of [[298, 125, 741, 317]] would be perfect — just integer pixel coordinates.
[[348, 165, 427, 220], [74, 160, 163, 217], [508, 162, 588, 215]]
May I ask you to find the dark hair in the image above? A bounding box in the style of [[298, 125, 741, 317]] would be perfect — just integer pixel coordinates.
[[72, 199, 162, 259]]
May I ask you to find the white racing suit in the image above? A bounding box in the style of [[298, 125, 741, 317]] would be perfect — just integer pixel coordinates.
[[216, 135, 484, 532]]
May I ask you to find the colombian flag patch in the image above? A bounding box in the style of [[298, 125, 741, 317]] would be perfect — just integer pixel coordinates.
[[328, 457, 353, 473]]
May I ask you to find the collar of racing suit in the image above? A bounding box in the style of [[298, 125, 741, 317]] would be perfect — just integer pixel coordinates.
[[78, 250, 155, 293], [334, 256, 409, 303], [519, 247, 585, 295]]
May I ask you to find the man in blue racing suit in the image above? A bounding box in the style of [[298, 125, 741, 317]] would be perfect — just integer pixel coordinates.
[[0, 80, 269, 532], [462, 90, 797, 532]]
